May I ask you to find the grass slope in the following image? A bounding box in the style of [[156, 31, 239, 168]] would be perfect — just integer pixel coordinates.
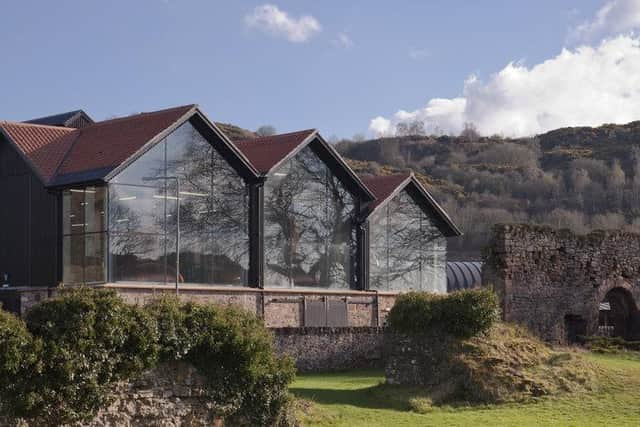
[[292, 353, 640, 426]]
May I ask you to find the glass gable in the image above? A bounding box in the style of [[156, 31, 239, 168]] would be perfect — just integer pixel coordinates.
[[263, 145, 357, 288], [369, 189, 446, 292], [109, 122, 249, 285]]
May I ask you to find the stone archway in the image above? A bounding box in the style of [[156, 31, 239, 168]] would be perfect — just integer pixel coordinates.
[[598, 287, 640, 340]]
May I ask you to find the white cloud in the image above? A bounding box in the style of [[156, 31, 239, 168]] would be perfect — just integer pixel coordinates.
[[333, 32, 354, 49], [571, 0, 640, 42], [369, 35, 640, 137], [245, 4, 321, 43]]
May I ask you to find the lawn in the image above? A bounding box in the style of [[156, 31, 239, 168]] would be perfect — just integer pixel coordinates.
[[291, 352, 640, 426]]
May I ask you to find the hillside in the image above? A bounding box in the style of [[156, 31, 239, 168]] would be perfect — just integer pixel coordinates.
[[215, 122, 257, 142], [337, 121, 640, 260]]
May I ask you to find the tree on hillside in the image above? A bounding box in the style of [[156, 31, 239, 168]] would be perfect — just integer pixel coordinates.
[[256, 125, 277, 137], [460, 122, 480, 142]]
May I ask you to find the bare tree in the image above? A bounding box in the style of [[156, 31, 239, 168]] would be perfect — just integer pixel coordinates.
[[460, 122, 480, 142]]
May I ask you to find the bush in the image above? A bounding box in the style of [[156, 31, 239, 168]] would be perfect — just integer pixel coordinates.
[[146, 297, 296, 425], [387, 289, 499, 338], [0, 309, 42, 418], [0, 289, 296, 426], [21, 288, 159, 424]]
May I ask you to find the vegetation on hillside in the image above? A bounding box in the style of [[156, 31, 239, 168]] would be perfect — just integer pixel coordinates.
[[337, 121, 640, 259]]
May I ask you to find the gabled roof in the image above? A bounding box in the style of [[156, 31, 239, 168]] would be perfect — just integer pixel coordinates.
[[53, 105, 197, 186], [236, 129, 376, 201], [0, 122, 77, 182], [361, 173, 462, 237], [361, 173, 411, 210], [25, 110, 94, 128], [235, 129, 316, 174], [0, 105, 206, 186]]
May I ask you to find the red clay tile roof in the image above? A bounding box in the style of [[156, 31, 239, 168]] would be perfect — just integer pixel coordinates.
[[0, 122, 77, 182], [361, 173, 462, 236], [54, 105, 195, 184], [235, 129, 316, 174], [0, 105, 195, 186], [360, 173, 411, 210]]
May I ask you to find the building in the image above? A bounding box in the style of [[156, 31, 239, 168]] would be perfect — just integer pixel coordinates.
[[0, 105, 460, 325]]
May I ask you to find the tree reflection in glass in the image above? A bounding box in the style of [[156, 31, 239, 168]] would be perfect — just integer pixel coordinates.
[[264, 146, 356, 288], [369, 189, 446, 292], [109, 122, 249, 285]]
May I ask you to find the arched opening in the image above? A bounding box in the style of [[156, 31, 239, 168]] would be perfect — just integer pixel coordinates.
[[598, 287, 640, 340]]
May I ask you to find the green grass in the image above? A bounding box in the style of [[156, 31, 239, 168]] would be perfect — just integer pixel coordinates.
[[291, 352, 640, 426]]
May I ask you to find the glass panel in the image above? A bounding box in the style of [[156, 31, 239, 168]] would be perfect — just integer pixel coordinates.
[[420, 222, 447, 293], [110, 234, 170, 284], [264, 145, 356, 289], [109, 121, 249, 285], [63, 234, 84, 285], [85, 186, 106, 233], [62, 189, 85, 235], [112, 140, 165, 185], [109, 184, 166, 234], [85, 233, 106, 283], [368, 207, 388, 290], [387, 191, 423, 290], [368, 189, 447, 293]]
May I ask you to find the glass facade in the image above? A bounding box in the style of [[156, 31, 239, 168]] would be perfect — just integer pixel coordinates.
[[263, 146, 357, 288], [109, 122, 249, 285], [369, 189, 447, 292], [62, 187, 107, 285]]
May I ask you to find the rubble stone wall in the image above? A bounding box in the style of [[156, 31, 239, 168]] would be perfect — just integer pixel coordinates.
[[272, 327, 385, 372], [484, 224, 640, 344]]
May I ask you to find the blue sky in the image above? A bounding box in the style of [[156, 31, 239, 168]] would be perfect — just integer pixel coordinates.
[[1, 0, 636, 138]]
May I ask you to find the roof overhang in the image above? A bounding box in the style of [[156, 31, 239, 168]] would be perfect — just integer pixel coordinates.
[[101, 106, 260, 184], [366, 174, 462, 237], [266, 131, 376, 202]]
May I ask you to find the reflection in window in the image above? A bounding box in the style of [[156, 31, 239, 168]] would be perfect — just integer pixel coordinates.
[[109, 121, 249, 285], [62, 187, 106, 285], [263, 146, 356, 289], [369, 189, 446, 292]]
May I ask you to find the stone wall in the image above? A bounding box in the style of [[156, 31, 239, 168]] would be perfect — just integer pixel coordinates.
[[107, 284, 398, 328], [272, 327, 385, 372], [0, 287, 51, 315], [0, 362, 221, 427], [384, 330, 459, 386], [484, 224, 640, 344]]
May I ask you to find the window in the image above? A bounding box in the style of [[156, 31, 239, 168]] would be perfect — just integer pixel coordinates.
[[109, 122, 249, 285], [62, 187, 106, 285], [263, 145, 357, 288], [369, 189, 446, 292]]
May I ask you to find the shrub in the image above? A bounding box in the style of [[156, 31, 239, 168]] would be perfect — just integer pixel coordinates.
[[387, 289, 499, 338], [0, 289, 296, 426], [0, 309, 42, 418], [21, 288, 159, 424], [145, 297, 296, 425]]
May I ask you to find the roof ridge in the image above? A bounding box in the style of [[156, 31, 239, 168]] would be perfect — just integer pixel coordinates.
[[87, 104, 196, 128]]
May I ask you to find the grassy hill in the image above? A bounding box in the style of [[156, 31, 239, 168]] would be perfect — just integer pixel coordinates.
[[292, 352, 640, 426]]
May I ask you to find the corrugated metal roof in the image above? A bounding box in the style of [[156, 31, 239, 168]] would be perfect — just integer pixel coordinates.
[[446, 261, 483, 292]]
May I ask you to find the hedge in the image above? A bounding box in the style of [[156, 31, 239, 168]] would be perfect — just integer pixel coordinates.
[[387, 288, 500, 339], [0, 289, 296, 426]]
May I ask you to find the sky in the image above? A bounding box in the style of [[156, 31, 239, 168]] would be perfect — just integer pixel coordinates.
[[1, 0, 639, 138]]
